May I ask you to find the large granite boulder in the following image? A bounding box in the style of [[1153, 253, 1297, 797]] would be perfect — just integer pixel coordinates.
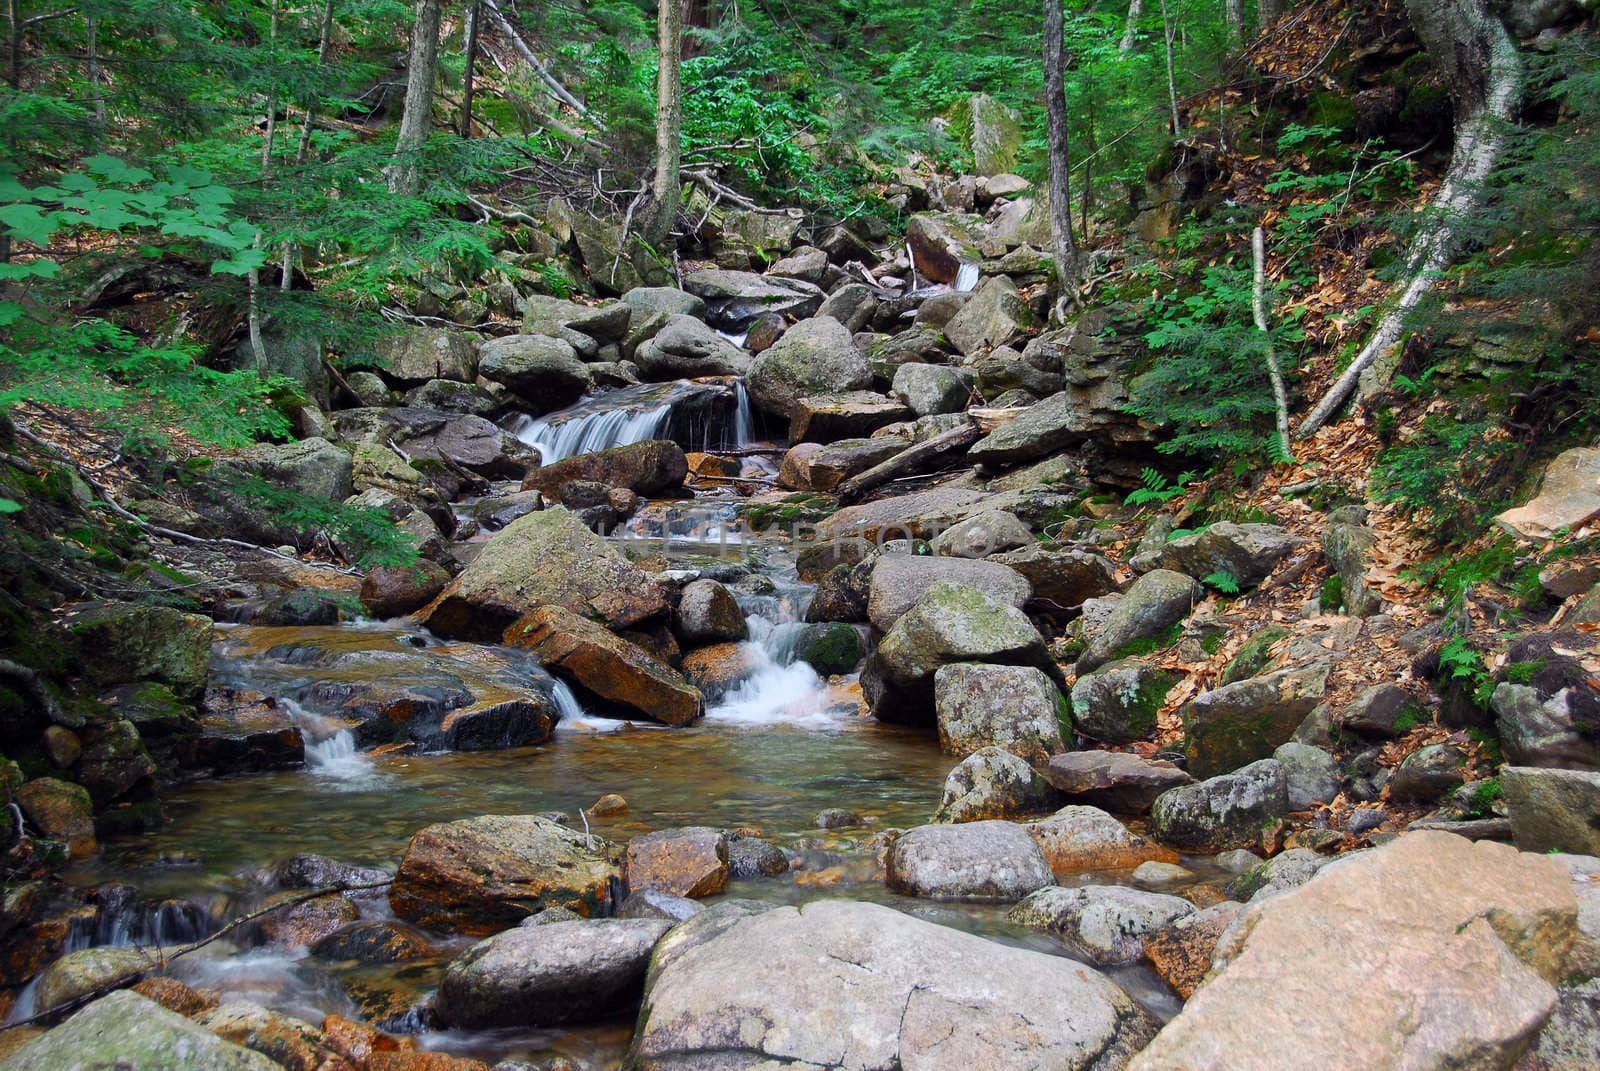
[[628, 900, 1158, 1070], [1008, 885, 1194, 966], [1076, 570, 1200, 674], [1023, 805, 1177, 875], [521, 439, 688, 498], [933, 746, 1062, 823], [389, 814, 624, 934], [866, 554, 1032, 632], [887, 820, 1055, 901], [1071, 660, 1179, 745], [1502, 766, 1600, 855], [477, 334, 593, 412], [1155, 522, 1300, 589], [789, 391, 912, 443], [373, 327, 475, 385], [1495, 447, 1600, 541], [1149, 759, 1290, 854], [1182, 663, 1333, 779], [682, 269, 824, 329], [892, 363, 971, 416], [935, 662, 1066, 765], [747, 317, 872, 418], [944, 276, 1033, 356], [0, 990, 278, 1071], [633, 315, 749, 379], [1040, 751, 1195, 814], [989, 545, 1118, 610]]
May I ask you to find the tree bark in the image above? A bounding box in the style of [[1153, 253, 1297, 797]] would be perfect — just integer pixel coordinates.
[[643, 0, 683, 246], [1044, 0, 1080, 313], [459, 0, 479, 138], [1120, 0, 1142, 52], [1258, 0, 1284, 27], [1159, 0, 1182, 135], [386, 0, 442, 196], [1252, 227, 1293, 459], [1225, 0, 1243, 47], [285, 0, 337, 290], [7, 0, 20, 90], [249, 0, 282, 371], [482, 0, 593, 121], [836, 422, 982, 505], [1298, 0, 1521, 437]]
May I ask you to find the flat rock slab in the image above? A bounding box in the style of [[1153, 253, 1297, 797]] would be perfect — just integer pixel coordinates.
[[1496, 447, 1600, 540], [0, 990, 279, 1071], [1040, 751, 1195, 814], [887, 820, 1055, 901]]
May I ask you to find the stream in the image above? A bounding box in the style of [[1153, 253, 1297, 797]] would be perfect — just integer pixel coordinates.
[[41, 376, 1187, 1068]]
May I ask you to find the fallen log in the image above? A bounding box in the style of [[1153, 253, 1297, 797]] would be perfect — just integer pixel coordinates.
[[835, 421, 982, 505]]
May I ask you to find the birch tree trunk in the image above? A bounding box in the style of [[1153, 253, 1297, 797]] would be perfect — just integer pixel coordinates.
[[1159, 0, 1182, 135], [1298, 0, 1521, 436], [249, 0, 282, 371], [1225, 0, 1243, 47], [386, 0, 442, 196], [643, 0, 683, 246], [1253, 227, 1293, 459], [1044, 0, 1080, 314], [1120, 0, 1143, 52]]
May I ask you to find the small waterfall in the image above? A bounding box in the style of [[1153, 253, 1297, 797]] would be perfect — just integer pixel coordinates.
[[733, 381, 756, 447], [551, 679, 585, 725], [715, 328, 749, 349], [511, 403, 673, 465], [283, 699, 376, 787], [954, 264, 981, 292]]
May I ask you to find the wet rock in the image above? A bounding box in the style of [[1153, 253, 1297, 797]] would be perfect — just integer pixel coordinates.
[[199, 1000, 348, 1071], [629, 899, 1156, 1070], [1132, 860, 1194, 886], [1150, 759, 1290, 854], [864, 581, 1052, 725], [73, 719, 158, 805], [15, 778, 95, 858], [726, 836, 789, 879], [815, 808, 864, 830], [1039, 751, 1194, 814], [404, 379, 498, 415], [892, 363, 970, 416], [678, 643, 759, 702], [747, 317, 872, 419], [633, 315, 748, 379], [778, 436, 907, 493], [421, 508, 671, 639], [1076, 570, 1199, 674], [34, 946, 161, 1015], [934, 662, 1066, 765], [988, 545, 1117, 611], [1182, 663, 1332, 780], [435, 918, 671, 1029], [1155, 523, 1300, 590], [934, 746, 1061, 823], [1023, 805, 1177, 875], [505, 605, 702, 727], [1071, 660, 1178, 746], [1128, 832, 1581, 1071], [360, 561, 451, 619], [625, 827, 729, 898], [1502, 767, 1600, 855], [766, 621, 862, 675], [522, 296, 631, 343], [0, 990, 278, 1071], [1142, 901, 1246, 999], [683, 269, 824, 330], [389, 814, 624, 934], [64, 601, 212, 699], [619, 889, 704, 922], [522, 439, 687, 499], [1272, 742, 1342, 810], [866, 554, 1031, 632], [477, 335, 592, 412], [132, 976, 218, 1018], [1495, 447, 1600, 541], [672, 579, 747, 645], [886, 820, 1054, 901], [258, 893, 360, 950], [944, 276, 1032, 356], [789, 390, 912, 443], [1008, 885, 1194, 966], [1390, 743, 1468, 802], [267, 853, 393, 892], [905, 214, 982, 284], [311, 921, 435, 964], [375, 327, 475, 386], [929, 509, 1034, 559]]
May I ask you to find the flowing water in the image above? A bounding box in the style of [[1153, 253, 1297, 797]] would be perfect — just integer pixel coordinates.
[[48, 367, 1190, 1066]]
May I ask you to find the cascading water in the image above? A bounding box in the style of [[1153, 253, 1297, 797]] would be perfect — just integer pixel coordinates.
[[954, 263, 981, 292], [283, 699, 379, 787], [733, 381, 756, 448], [510, 403, 673, 464]]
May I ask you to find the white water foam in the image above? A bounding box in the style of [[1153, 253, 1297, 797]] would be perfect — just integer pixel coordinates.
[[283, 699, 383, 788], [733, 380, 756, 447], [704, 612, 841, 729], [954, 263, 981, 292], [510, 403, 674, 464]]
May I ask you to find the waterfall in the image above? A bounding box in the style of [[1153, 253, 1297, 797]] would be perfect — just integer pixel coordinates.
[[283, 699, 377, 787], [550, 679, 585, 724], [511, 403, 674, 464], [733, 381, 756, 447], [954, 264, 981, 292]]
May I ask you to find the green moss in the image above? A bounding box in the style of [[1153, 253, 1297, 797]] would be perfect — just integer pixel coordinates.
[[1392, 703, 1427, 734], [1466, 777, 1502, 817], [1219, 626, 1288, 686], [1201, 631, 1225, 655], [1503, 659, 1547, 685], [1320, 574, 1344, 613], [1110, 621, 1184, 661]]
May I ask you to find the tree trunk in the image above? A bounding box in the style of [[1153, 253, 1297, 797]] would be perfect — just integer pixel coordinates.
[[681, 0, 709, 58], [1252, 226, 1293, 459], [87, 13, 103, 124], [1120, 0, 1142, 52], [8, 0, 22, 90], [250, 0, 282, 372], [1298, 0, 1521, 437], [1225, 0, 1243, 47], [460, 0, 479, 138], [1044, 0, 1080, 313], [643, 0, 683, 246], [386, 0, 442, 196], [1258, 0, 1284, 27], [1159, 0, 1182, 135], [482, 0, 594, 121]]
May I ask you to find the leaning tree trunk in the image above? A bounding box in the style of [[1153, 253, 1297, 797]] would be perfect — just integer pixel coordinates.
[[1044, 0, 1080, 315], [643, 0, 683, 247], [386, 0, 442, 196], [1297, 0, 1521, 437]]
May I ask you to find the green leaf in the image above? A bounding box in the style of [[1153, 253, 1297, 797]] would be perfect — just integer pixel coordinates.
[[0, 203, 58, 245], [0, 498, 22, 515]]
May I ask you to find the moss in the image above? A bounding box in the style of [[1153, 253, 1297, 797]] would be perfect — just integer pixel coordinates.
[[1219, 626, 1288, 686], [1503, 659, 1547, 685], [1320, 574, 1345, 613], [1201, 631, 1225, 656], [1392, 703, 1426, 733], [1110, 621, 1184, 661], [1466, 777, 1502, 817], [94, 796, 165, 836]]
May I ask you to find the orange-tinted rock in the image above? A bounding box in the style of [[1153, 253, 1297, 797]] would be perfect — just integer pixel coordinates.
[[504, 606, 702, 726], [15, 778, 97, 858], [389, 814, 623, 935], [259, 894, 360, 949], [309, 920, 435, 965], [0, 907, 93, 987], [521, 440, 687, 498], [1024, 806, 1178, 875], [1142, 901, 1245, 999], [199, 1000, 354, 1071], [133, 975, 220, 1017], [368, 1053, 492, 1071], [679, 643, 759, 702], [320, 1015, 412, 1066], [360, 562, 451, 619], [625, 827, 729, 898]]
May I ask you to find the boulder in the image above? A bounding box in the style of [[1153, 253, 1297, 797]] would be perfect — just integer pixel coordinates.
[[817, 283, 879, 333], [257, 893, 359, 949], [1150, 759, 1290, 853], [746, 318, 872, 419], [929, 509, 1034, 559], [1182, 663, 1333, 779], [934, 663, 1066, 764], [678, 642, 759, 702], [887, 820, 1055, 901], [779, 437, 907, 492], [1519, 976, 1600, 1071], [989, 545, 1117, 610], [196, 1001, 350, 1071], [389, 814, 624, 934], [476, 335, 592, 411], [864, 581, 1051, 724], [1493, 678, 1600, 769], [572, 216, 671, 295], [1040, 751, 1195, 814], [967, 392, 1087, 469], [1389, 743, 1468, 802], [905, 213, 984, 284], [788, 391, 912, 443], [766, 246, 828, 282], [1273, 741, 1343, 810], [15, 778, 96, 857], [766, 621, 862, 675], [1128, 833, 1582, 1071], [673, 579, 747, 645], [35, 945, 160, 1015], [633, 315, 749, 379], [625, 827, 729, 898], [934, 746, 1061, 823], [374, 327, 474, 385], [1157, 523, 1300, 589], [1142, 900, 1247, 999], [421, 507, 671, 639], [310, 920, 435, 964], [1502, 766, 1600, 855], [965, 93, 1024, 175], [619, 889, 705, 922], [944, 276, 1032, 356], [866, 554, 1031, 632], [726, 836, 789, 879], [623, 286, 705, 321], [1495, 447, 1600, 541], [1341, 683, 1410, 737], [1008, 885, 1194, 966], [395, 412, 535, 480], [814, 486, 992, 543], [892, 363, 970, 416], [504, 605, 703, 727], [65, 601, 213, 699], [1323, 511, 1384, 616], [1024, 805, 1178, 876], [404, 378, 498, 415], [522, 439, 687, 499], [0, 990, 279, 1071], [1071, 660, 1179, 745], [359, 561, 451, 619], [1076, 569, 1199, 674], [434, 918, 671, 1029], [628, 900, 1157, 1069], [521, 295, 632, 343], [682, 269, 824, 329]]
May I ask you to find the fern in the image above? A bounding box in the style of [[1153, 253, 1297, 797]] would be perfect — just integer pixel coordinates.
[[1201, 571, 1241, 595], [1123, 468, 1197, 508]]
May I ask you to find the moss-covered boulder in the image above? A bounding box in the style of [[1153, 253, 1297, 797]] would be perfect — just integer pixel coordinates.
[[1071, 659, 1178, 745], [64, 602, 212, 700], [1182, 663, 1332, 780], [0, 990, 278, 1071]]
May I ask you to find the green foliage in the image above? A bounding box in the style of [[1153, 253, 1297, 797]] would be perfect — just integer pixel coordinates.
[[1438, 636, 1496, 711], [233, 477, 416, 569], [1373, 417, 1517, 544], [1465, 777, 1503, 817], [1202, 571, 1241, 596], [1320, 574, 1344, 613], [1124, 467, 1196, 508], [1392, 703, 1428, 734]]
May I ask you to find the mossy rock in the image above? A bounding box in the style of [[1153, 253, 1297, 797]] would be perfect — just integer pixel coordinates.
[[64, 601, 213, 700], [108, 682, 197, 738], [1219, 626, 1289, 686]]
